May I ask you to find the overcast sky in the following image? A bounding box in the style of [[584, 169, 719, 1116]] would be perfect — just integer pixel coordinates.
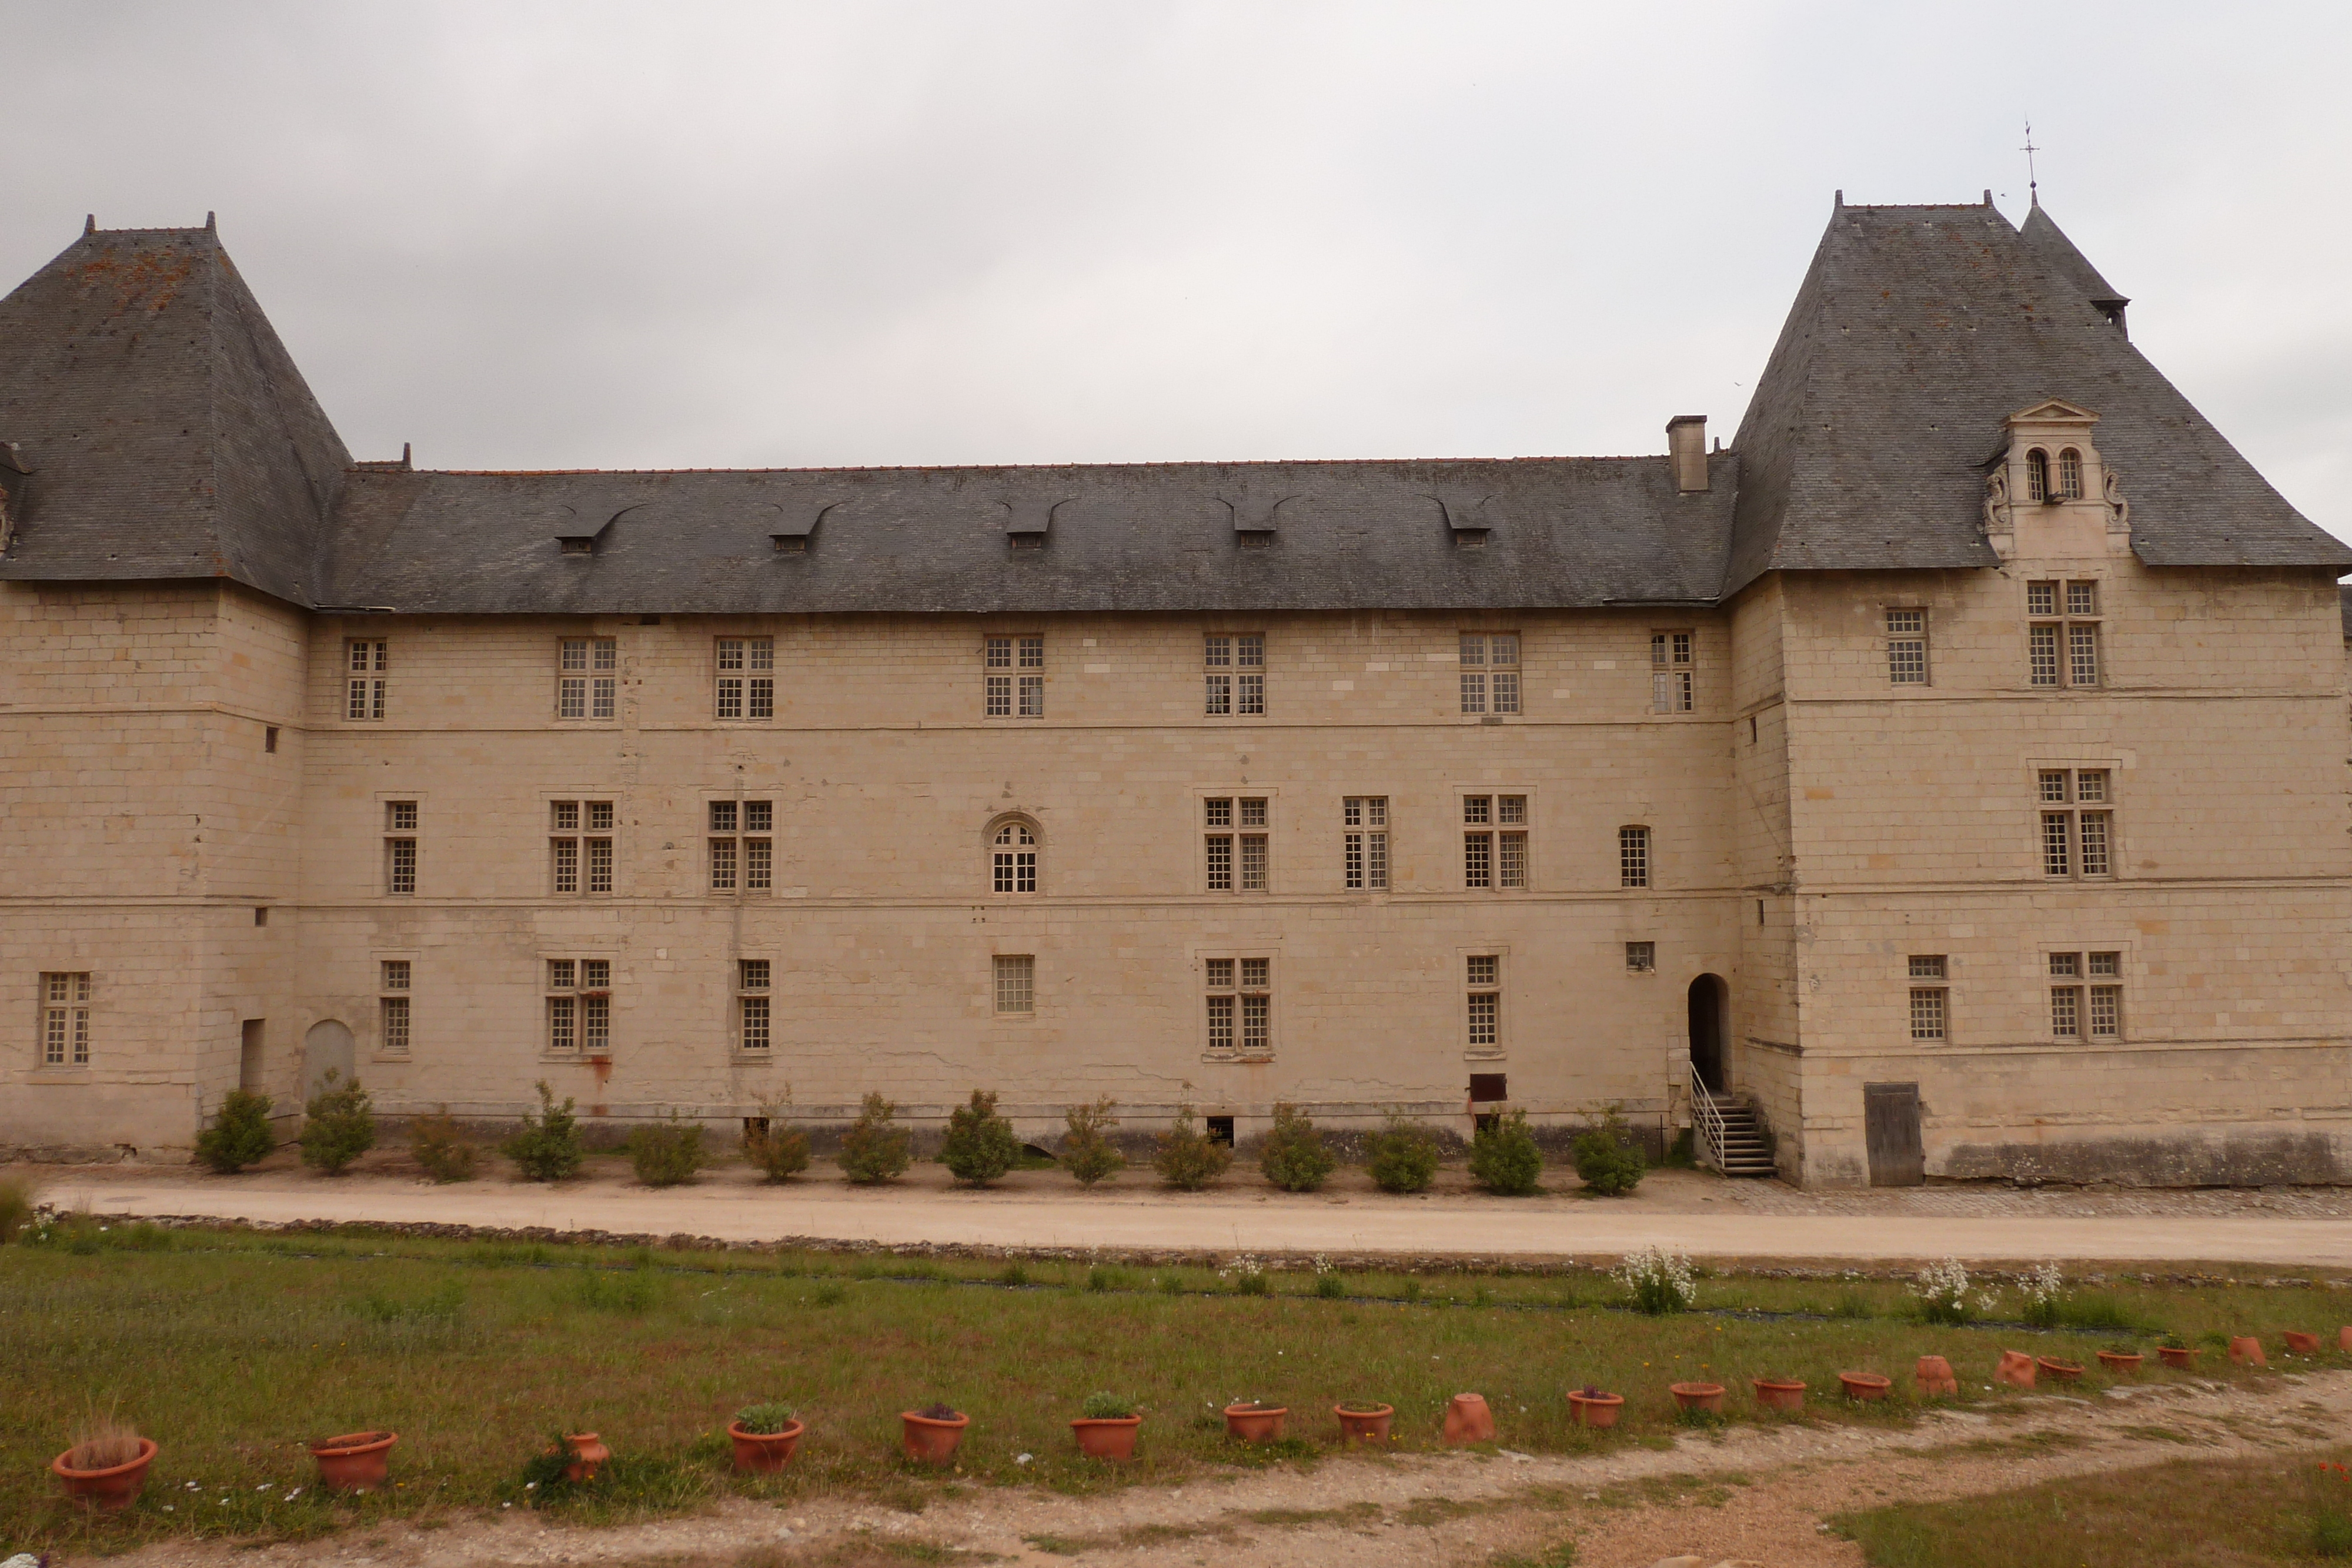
[[4, 2, 2347, 541]]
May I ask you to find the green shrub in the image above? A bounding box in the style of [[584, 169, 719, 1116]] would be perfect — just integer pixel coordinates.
[[1314, 1273, 1345, 1299], [1571, 1105, 1645, 1196], [743, 1102, 811, 1182], [503, 1081, 585, 1182], [410, 1106, 476, 1183], [1467, 1107, 1544, 1195], [734, 1402, 797, 1435], [1060, 1096, 1127, 1186], [299, 1071, 376, 1175], [195, 1089, 276, 1174], [1257, 1102, 1335, 1192], [940, 1089, 1021, 1186], [838, 1092, 913, 1184], [0, 1173, 39, 1244], [627, 1114, 706, 1187], [1152, 1103, 1232, 1191], [1080, 1391, 1135, 1419], [1367, 1109, 1441, 1193]]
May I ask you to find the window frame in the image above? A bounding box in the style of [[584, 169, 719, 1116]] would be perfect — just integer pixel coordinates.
[[1618, 824, 1651, 889], [1342, 795, 1389, 891], [1204, 633, 1267, 718], [1906, 954, 1948, 1042], [707, 799, 774, 896], [714, 636, 776, 722], [984, 633, 1046, 719], [1458, 632, 1521, 716], [543, 955, 613, 1058], [992, 953, 1036, 1017], [2034, 767, 2117, 880], [1459, 791, 1529, 891], [737, 958, 771, 1052], [1886, 607, 1930, 686], [547, 798, 617, 897], [1625, 941, 1656, 974], [990, 816, 1041, 895], [38, 971, 92, 1068], [377, 958, 412, 1057], [383, 800, 418, 896], [1649, 630, 1694, 714], [345, 638, 387, 723], [1201, 952, 1274, 1059], [2047, 949, 2124, 1043], [2026, 580, 2103, 690], [1201, 793, 1272, 894], [557, 636, 619, 721], [1465, 952, 1503, 1057]]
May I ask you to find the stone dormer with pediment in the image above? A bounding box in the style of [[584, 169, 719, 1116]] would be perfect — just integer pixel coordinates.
[[1980, 399, 2132, 563]]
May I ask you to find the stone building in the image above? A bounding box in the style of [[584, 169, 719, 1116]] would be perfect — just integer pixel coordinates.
[[4, 195, 2347, 1186]]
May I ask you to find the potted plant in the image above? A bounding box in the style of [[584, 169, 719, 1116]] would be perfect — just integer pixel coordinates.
[[1333, 1401, 1394, 1443], [1750, 1375, 1805, 1413], [2034, 1356, 2083, 1383], [1669, 1382, 1725, 1414], [727, 1402, 805, 1473], [1224, 1400, 1288, 1442], [1072, 1392, 1142, 1459], [1443, 1392, 1496, 1443], [2095, 1349, 2143, 1374], [558, 1432, 610, 1483], [1837, 1371, 1892, 1402], [2286, 1331, 2321, 1355], [1914, 1356, 1958, 1396], [2228, 1336, 2266, 1367], [1566, 1385, 1624, 1428], [901, 1402, 970, 1464], [309, 1429, 399, 1492], [2157, 1337, 2199, 1369], [52, 1419, 156, 1510]]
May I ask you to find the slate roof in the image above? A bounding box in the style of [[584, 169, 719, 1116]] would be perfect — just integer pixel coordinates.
[[1, 206, 2340, 615], [1724, 196, 2351, 596], [0, 223, 349, 605]]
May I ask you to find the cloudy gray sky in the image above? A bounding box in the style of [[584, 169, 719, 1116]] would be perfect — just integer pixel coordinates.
[[4, 2, 2347, 540]]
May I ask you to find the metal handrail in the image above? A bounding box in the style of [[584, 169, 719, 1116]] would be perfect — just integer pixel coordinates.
[[1689, 1061, 1728, 1174]]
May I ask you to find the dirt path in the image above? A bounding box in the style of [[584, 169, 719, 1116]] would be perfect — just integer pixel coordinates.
[[33, 1161, 2352, 1271], [80, 1368, 2352, 1568]]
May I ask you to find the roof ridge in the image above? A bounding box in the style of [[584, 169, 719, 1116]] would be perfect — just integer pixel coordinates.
[[395, 453, 1683, 479]]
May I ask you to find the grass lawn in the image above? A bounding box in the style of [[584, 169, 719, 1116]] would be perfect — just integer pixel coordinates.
[[4, 1221, 2347, 1557], [1833, 1446, 2352, 1566]]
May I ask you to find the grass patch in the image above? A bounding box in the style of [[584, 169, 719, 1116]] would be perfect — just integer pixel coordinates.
[[1833, 1446, 2352, 1566]]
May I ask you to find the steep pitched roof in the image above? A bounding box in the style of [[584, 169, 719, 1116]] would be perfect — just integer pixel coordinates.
[[0, 222, 349, 604], [1723, 198, 2351, 596], [2019, 202, 2129, 313], [318, 453, 1737, 615]]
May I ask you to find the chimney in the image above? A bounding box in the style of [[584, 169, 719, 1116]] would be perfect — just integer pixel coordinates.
[[1666, 416, 1709, 493]]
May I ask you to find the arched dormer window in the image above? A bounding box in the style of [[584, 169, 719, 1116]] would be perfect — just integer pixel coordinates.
[[991, 818, 1038, 894], [2057, 448, 2084, 499], [2026, 449, 2050, 503]]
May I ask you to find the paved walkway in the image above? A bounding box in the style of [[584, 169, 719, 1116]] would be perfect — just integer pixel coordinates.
[[27, 1161, 2352, 1269]]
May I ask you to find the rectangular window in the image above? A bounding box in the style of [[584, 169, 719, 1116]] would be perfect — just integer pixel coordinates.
[[738, 959, 771, 1051], [1204, 956, 1271, 1055], [1462, 794, 1527, 891], [549, 800, 615, 896], [2088, 951, 2122, 1039], [709, 801, 773, 894], [40, 972, 91, 1066], [1887, 609, 1928, 685], [1466, 954, 1501, 1051], [379, 960, 410, 1055], [558, 637, 618, 720], [985, 635, 1044, 717], [2027, 581, 2102, 688], [546, 958, 612, 1054], [1205, 634, 1266, 716], [1650, 631, 1694, 713], [993, 954, 1034, 1015], [1343, 796, 1388, 891], [2049, 951, 2082, 1039], [384, 801, 417, 896], [2037, 770, 2116, 880], [1458, 633, 1519, 714], [1906, 955, 1947, 1042], [346, 640, 387, 721], [1203, 797, 1266, 892], [714, 637, 775, 721], [1619, 825, 1650, 889], [1625, 941, 1655, 973]]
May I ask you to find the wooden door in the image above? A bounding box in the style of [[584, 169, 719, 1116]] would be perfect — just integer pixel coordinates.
[[1863, 1082, 1925, 1186]]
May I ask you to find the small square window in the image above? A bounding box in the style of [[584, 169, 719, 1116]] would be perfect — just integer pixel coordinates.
[[1241, 957, 1270, 989], [1625, 941, 1655, 972], [2049, 952, 2081, 978], [2066, 580, 2099, 617], [1205, 957, 1235, 989], [1907, 955, 1946, 980], [381, 959, 410, 991], [1204, 798, 1232, 828], [740, 959, 770, 989], [2027, 581, 2059, 616], [1466, 954, 1498, 987], [1239, 797, 1267, 828]]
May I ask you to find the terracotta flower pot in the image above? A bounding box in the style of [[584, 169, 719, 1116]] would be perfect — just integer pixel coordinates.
[[2339, 1326, 2352, 1353], [1994, 1351, 2037, 1389], [2286, 1331, 2321, 1355], [1670, 1382, 1726, 1413], [1751, 1378, 1805, 1413], [2157, 1346, 2198, 1369], [1838, 1372, 1892, 1402], [2095, 1350, 2143, 1375], [1566, 1392, 1624, 1429], [727, 1419, 805, 1474], [560, 1432, 610, 1483], [900, 1410, 968, 1465], [52, 1437, 158, 1512], [1333, 1405, 1394, 1443], [1443, 1393, 1496, 1445], [2035, 1358, 2083, 1383], [1223, 1404, 1288, 1443], [1070, 1416, 1142, 1460], [2228, 1336, 2266, 1368], [309, 1430, 397, 1492], [1915, 1356, 1959, 1397]]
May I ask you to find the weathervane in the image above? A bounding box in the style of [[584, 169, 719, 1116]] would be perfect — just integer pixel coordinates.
[[2021, 121, 2040, 206]]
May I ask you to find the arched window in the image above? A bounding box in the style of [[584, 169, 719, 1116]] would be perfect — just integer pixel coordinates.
[[2057, 448, 2084, 499], [991, 820, 1038, 894], [2025, 449, 2050, 502]]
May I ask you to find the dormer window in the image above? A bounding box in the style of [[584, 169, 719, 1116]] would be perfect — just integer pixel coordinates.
[[2026, 449, 2051, 503], [2057, 449, 2084, 499], [773, 536, 807, 554]]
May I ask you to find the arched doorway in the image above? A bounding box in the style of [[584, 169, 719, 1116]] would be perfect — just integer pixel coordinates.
[[303, 1019, 355, 1104], [1687, 975, 1728, 1093]]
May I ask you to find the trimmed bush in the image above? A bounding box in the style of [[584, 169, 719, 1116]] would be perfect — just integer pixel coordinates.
[[838, 1092, 913, 1185], [1060, 1096, 1126, 1186], [940, 1089, 1021, 1186], [1257, 1101, 1335, 1192], [627, 1114, 706, 1187], [1467, 1106, 1544, 1195], [1152, 1102, 1231, 1191], [299, 1072, 376, 1175], [195, 1089, 276, 1174], [503, 1081, 585, 1182], [1367, 1109, 1441, 1193], [410, 1106, 477, 1183], [743, 1096, 811, 1182], [1571, 1105, 1646, 1196]]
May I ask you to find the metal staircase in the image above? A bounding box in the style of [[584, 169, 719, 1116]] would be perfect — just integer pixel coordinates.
[[1690, 1063, 1776, 1178]]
